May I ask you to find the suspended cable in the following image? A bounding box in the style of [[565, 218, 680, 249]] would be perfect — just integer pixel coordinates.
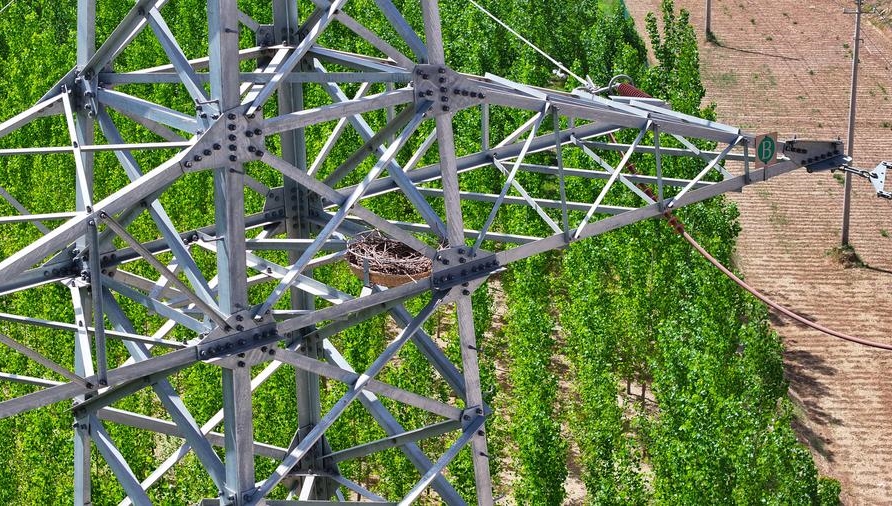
[[0, 0, 15, 15], [861, 30, 892, 76], [680, 229, 892, 351], [600, 98, 892, 351], [467, 0, 588, 87]]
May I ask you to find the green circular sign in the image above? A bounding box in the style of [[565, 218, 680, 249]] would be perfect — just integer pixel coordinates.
[[757, 136, 776, 164]]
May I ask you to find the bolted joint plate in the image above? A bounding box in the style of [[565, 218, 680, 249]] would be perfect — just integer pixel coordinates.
[[72, 74, 99, 118], [255, 24, 277, 49], [262, 186, 287, 222], [432, 247, 499, 300], [413, 64, 485, 116], [197, 311, 279, 361], [179, 111, 267, 172], [782, 139, 848, 173]]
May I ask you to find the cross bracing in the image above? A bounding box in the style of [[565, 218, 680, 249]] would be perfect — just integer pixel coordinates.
[[0, 1, 852, 504]]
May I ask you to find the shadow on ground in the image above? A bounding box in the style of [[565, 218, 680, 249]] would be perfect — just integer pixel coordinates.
[[784, 348, 841, 462], [707, 39, 802, 61]]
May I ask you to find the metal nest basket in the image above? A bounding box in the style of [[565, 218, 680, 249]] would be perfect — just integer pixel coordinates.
[[346, 231, 432, 287]]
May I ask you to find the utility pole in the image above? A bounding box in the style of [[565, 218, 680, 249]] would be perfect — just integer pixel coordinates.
[[841, 0, 864, 246], [705, 0, 713, 38]]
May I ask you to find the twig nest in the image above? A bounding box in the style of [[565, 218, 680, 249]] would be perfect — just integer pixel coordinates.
[[346, 231, 432, 287]]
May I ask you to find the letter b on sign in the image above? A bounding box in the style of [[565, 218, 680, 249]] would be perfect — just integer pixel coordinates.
[[754, 132, 777, 168]]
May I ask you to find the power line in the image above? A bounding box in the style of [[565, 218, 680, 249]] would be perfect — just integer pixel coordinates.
[[861, 29, 892, 71], [466, 0, 588, 87], [609, 109, 892, 352], [0, 0, 16, 16], [683, 228, 892, 351]]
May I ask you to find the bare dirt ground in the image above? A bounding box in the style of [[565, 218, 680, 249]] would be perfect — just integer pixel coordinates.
[[623, 1, 892, 503]]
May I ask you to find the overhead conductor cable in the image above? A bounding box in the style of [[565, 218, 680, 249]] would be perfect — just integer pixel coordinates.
[[473, 2, 889, 351], [468, 0, 588, 87], [607, 81, 892, 351]]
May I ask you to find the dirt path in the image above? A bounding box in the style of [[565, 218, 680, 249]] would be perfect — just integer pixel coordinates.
[[623, 2, 892, 504]]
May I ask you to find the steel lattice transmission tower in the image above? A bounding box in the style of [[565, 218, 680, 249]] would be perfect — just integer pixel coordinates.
[[0, 1, 851, 504]]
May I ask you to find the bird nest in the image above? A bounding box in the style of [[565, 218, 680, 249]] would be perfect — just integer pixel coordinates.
[[346, 231, 432, 287]]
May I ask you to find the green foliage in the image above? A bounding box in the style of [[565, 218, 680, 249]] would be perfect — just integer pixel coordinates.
[[553, 1, 826, 504], [642, 0, 708, 115], [818, 477, 842, 506], [585, 2, 648, 88], [503, 255, 567, 504]]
